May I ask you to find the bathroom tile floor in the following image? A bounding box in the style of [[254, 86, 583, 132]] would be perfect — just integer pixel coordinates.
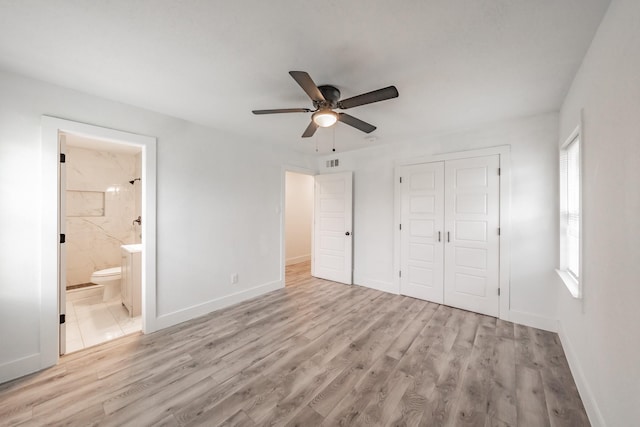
[[65, 294, 141, 353]]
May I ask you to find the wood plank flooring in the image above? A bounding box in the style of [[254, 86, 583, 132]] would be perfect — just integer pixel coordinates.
[[0, 262, 589, 426]]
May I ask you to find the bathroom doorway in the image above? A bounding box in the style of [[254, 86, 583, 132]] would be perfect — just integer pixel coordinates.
[[40, 116, 157, 365], [283, 170, 314, 286], [61, 133, 143, 353]]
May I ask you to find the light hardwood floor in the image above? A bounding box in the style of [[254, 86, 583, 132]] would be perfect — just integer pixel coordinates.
[[0, 262, 588, 426]]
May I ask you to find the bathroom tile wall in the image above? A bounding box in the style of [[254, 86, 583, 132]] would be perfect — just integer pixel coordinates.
[[66, 145, 141, 287], [134, 151, 142, 244]]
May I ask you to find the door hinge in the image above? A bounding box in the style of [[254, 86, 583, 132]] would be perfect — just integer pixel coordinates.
[[498, 167, 501, 176], [60, 153, 66, 163], [399, 177, 403, 184], [60, 234, 66, 244], [399, 270, 402, 278], [498, 288, 501, 296], [60, 314, 66, 324], [498, 227, 501, 236]]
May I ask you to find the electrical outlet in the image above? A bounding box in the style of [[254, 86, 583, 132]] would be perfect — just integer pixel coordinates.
[[231, 273, 238, 284]]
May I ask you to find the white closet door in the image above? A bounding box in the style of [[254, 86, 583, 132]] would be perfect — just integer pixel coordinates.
[[399, 162, 445, 303], [313, 172, 353, 285], [443, 155, 500, 317]]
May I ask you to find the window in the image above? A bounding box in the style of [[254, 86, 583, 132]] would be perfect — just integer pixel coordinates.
[[558, 128, 582, 297]]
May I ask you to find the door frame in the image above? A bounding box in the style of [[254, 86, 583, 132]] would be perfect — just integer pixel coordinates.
[[393, 145, 511, 320], [280, 166, 317, 285], [41, 116, 157, 368]]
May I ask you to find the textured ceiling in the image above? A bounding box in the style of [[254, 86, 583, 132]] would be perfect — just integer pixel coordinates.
[[0, 0, 611, 154]]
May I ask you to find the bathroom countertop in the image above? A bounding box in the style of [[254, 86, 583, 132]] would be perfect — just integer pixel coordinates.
[[121, 244, 142, 253]]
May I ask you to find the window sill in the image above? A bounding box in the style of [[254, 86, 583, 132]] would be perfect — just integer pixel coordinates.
[[556, 269, 581, 299]]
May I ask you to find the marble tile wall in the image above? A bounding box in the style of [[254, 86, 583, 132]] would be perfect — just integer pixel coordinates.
[[65, 146, 141, 287], [134, 151, 142, 244]]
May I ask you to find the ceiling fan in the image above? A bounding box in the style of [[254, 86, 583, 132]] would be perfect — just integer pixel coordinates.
[[252, 71, 399, 138]]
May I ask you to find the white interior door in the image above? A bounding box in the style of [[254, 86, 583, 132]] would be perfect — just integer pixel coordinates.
[[58, 133, 67, 355], [444, 155, 500, 317], [399, 163, 445, 303], [313, 172, 353, 284]]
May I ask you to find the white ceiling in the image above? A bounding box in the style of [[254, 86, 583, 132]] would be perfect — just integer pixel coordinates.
[[0, 0, 610, 154]]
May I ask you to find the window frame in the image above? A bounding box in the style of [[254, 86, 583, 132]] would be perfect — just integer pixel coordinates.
[[557, 124, 583, 298]]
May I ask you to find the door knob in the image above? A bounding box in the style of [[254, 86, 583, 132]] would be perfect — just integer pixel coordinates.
[[345, 231, 351, 236]]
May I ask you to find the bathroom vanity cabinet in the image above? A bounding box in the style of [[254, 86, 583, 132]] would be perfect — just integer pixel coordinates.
[[121, 244, 142, 317]]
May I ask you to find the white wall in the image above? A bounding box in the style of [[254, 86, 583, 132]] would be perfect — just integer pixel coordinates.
[[0, 69, 315, 382], [557, 0, 640, 425], [284, 172, 314, 265], [318, 113, 560, 330]]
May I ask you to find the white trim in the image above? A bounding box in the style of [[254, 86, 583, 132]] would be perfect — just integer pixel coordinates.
[[556, 269, 580, 298], [557, 322, 605, 427], [508, 310, 558, 333], [393, 145, 512, 320], [155, 280, 283, 330], [41, 116, 157, 375], [286, 254, 311, 266], [395, 145, 510, 167], [280, 166, 317, 283]]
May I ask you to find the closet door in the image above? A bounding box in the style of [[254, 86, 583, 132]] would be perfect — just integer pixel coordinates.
[[399, 162, 445, 303], [443, 155, 500, 317]]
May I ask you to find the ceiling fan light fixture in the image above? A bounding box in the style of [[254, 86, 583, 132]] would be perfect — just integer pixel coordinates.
[[312, 109, 338, 127]]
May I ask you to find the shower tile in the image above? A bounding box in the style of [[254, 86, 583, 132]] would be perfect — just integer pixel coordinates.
[[65, 145, 139, 287]]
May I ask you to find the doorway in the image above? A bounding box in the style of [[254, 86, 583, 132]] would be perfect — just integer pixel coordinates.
[[41, 116, 157, 368], [284, 171, 314, 286], [61, 133, 144, 353]]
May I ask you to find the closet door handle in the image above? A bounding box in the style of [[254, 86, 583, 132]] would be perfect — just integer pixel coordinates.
[[447, 231, 450, 242], [438, 231, 441, 242]]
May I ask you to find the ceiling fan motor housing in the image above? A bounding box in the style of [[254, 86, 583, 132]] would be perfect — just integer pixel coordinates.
[[316, 85, 341, 108]]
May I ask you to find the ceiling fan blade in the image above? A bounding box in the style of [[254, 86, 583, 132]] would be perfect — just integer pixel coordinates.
[[252, 108, 312, 115], [289, 71, 326, 102], [338, 113, 377, 133], [337, 86, 399, 110], [301, 121, 319, 138]]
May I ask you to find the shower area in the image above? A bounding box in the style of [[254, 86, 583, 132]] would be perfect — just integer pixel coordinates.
[[63, 133, 143, 353]]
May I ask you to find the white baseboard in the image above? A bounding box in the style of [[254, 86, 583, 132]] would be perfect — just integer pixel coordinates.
[[508, 309, 558, 332], [0, 353, 41, 384], [285, 254, 310, 266], [155, 280, 284, 330], [557, 322, 605, 427], [354, 277, 397, 294]]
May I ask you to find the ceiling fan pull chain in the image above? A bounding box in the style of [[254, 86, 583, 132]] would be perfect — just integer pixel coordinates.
[[332, 126, 336, 152]]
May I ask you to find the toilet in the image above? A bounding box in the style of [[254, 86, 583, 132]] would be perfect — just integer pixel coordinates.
[[90, 267, 122, 302]]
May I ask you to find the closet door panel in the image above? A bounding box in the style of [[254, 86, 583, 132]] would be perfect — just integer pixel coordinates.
[[399, 162, 445, 303], [444, 155, 500, 317]]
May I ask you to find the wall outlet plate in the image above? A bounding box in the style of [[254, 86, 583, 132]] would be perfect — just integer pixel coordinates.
[[231, 273, 238, 284]]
